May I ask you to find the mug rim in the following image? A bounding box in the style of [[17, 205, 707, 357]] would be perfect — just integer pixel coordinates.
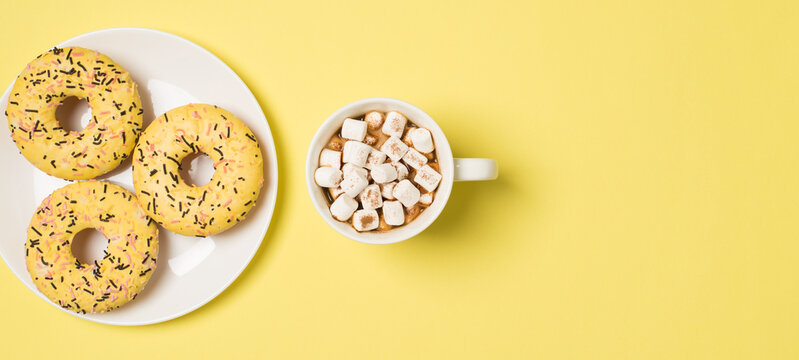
[[305, 97, 454, 244]]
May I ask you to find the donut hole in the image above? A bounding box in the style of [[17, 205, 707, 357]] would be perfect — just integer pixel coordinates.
[[55, 96, 92, 132], [70, 228, 109, 265], [180, 152, 215, 186]]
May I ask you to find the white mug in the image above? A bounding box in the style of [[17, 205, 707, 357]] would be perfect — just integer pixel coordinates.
[[305, 97, 497, 244]]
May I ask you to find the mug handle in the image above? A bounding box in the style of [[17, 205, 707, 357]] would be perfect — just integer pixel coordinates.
[[454, 158, 498, 181]]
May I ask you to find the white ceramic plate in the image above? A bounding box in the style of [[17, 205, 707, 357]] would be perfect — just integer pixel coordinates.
[[0, 28, 278, 325]]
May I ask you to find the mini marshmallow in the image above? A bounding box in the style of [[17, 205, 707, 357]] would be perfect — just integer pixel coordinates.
[[419, 192, 433, 206], [380, 181, 396, 199], [329, 186, 344, 200], [342, 141, 372, 167], [393, 179, 420, 207], [392, 161, 409, 180], [365, 111, 384, 130], [327, 141, 343, 151], [410, 128, 434, 153], [401, 129, 414, 146], [364, 134, 378, 146], [380, 136, 409, 162], [314, 167, 343, 188], [330, 194, 358, 221], [414, 165, 442, 192], [342, 163, 368, 179], [402, 148, 428, 170], [341, 118, 367, 141], [319, 148, 341, 168], [371, 163, 398, 184], [365, 149, 387, 170], [382, 111, 407, 138], [359, 184, 383, 210], [340, 171, 369, 197], [382, 201, 405, 226], [352, 209, 379, 232]]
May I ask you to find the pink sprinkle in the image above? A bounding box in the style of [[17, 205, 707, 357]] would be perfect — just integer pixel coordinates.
[[128, 234, 138, 252], [72, 52, 84, 56], [192, 111, 201, 119], [223, 199, 232, 207]]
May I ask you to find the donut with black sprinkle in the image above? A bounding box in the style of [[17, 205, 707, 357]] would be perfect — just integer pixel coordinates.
[[132, 104, 264, 237], [6, 47, 142, 180], [25, 181, 158, 313]]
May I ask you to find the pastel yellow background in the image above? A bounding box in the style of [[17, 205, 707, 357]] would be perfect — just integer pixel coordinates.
[[0, 0, 797, 358]]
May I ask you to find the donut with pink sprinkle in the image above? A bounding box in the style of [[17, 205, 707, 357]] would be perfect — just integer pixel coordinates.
[[25, 181, 158, 313], [132, 104, 264, 237], [6, 47, 143, 180]]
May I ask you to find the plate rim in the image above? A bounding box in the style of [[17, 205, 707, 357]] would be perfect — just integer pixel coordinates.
[[0, 27, 279, 326]]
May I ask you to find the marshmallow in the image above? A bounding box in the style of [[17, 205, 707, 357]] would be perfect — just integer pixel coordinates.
[[330, 194, 358, 221], [380, 136, 409, 162], [410, 128, 434, 153], [392, 161, 409, 180], [382, 111, 407, 138], [382, 201, 405, 226], [365, 111, 384, 130], [380, 181, 396, 199], [329, 186, 344, 200], [406, 203, 421, 218], [402, 148, 428, 170], [342, 163, 368, 179], [365, 149, 386, 170], [359, 184, 383, 210], [393, 179, 420, 207], [342, 141, 372, 167], [341, 118, 367, 141], [352, 209, 379, 232], [314, 167, 343, 188], [364, 134, 378, 146], [414, 165, 442, 192], [419, 192, 433, 206], [319, 148, 341, 168], [371, 163, 398, 184], [402, 129, 414, 146], [327, 139, 344, 151], [340, 170, 369, 197]]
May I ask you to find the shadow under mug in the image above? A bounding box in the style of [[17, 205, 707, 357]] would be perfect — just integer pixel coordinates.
[[306, 97, 497, 244]]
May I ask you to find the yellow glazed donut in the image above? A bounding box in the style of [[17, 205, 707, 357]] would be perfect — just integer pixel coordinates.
[[6, 47, 142, 180], [25, 181, 158, 314], [132, 104, 264, 237]]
